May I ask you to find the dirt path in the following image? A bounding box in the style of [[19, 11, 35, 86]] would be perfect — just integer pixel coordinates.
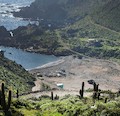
[[32, 78, 42, 91], [21, 89, 92, 99]]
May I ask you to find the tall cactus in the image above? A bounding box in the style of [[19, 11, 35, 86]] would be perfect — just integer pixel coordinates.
[[7, 90, 11, 110], [0, 83, 12, 113], [104, 98, 108, 103], [93, 83, 96, 91], [79, 82, 85, 98], [0, 90, 2, 105], [93, 83, 99, 92], [16, 90, 19, 98], [1, 83, 6, 111], [93, 83, 100, 99], [51, 91, 54, 100], [97, 91, 101, 100], [93, 91, 97, 99], [96, 84, 99, 92]]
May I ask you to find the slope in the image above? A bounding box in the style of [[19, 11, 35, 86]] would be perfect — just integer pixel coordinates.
[[56, 16, 120, 59], [0, 52, 35, 93], [92, 0, 120, 32], [1, 0, 120, 59]]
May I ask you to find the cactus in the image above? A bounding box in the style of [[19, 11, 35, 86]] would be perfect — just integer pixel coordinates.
[[96, 84, 99, 92], [0, 83, 12, 113], [7, 90, 11, 110], [79, 82, 84, 98], [16, 90, 19, 98], [54, 94, 59, 100], [93, 91, 97, 99], [0, 90, 2, 105], [93, 83, 99, 92], [93, 83, 96, 91], [1, 83, 6, 111], [98, 91, 101, 100], [51, 91, 54, 100], [93, 83, 100, 99], [79, 90, 82, 97], [104, 98, 108, 103]]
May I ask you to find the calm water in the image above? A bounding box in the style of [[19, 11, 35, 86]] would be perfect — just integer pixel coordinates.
[[0, 0, 36, 30], [0, 1, 58, 69], [0, 46, 58, 70]]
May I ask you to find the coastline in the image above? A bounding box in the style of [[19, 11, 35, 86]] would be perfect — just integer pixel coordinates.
[[34, 58, 65, 69], [28, 58, 65, 71]]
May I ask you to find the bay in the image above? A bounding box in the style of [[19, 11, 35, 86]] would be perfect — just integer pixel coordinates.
[[0, 46, 58, 70], [0, 0, 36, 30]]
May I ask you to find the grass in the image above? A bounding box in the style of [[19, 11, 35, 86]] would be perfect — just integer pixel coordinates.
[[0, 81, 120, 116], [1, 93, 119, 116], [0, 53, 35, 93], [18, 109, 38, 116]]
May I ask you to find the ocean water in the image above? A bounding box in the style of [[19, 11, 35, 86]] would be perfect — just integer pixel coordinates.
[[0, 0, 36, 30], [0, 46, 58, 70], [0, 1, 59, 70], [0, 0, 34, 5]]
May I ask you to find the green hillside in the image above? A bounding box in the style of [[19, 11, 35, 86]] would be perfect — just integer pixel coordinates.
[[56, 16, 120, 59], [0, 52, 35, 93], [92, 0, 120, 32], [2, 0, 119, 59], [1, 93, 120, 115], [8, 15, 119, 59], [14, 0, 120, 31]]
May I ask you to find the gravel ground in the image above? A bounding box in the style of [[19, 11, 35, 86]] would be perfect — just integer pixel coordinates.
[[30, 56, 120, 92]]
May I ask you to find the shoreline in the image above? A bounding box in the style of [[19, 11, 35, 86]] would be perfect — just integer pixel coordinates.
[[35, 58, 65, 69], [28, 57, 65, 71]]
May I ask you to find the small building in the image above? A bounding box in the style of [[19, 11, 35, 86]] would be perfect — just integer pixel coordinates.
[[57, 83, 64, 89]]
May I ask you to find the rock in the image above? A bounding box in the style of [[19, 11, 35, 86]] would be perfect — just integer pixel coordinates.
[[0, 26, 10, 37], [88, 79, 96, 85]]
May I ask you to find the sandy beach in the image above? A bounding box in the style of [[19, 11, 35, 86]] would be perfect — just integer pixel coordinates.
[[30, 56, 120, 95], [34, 58, 65, 69]]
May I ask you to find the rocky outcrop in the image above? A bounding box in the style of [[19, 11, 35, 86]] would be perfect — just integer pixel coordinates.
[[0, 26, 10, 37], [0, 26, 13, 46]]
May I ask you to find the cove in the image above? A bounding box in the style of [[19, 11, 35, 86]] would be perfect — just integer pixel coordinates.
[[0, 0, 35, 30], [0, 46, 58, 70]]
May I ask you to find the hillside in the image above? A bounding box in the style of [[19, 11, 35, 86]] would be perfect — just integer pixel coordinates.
[[13, 0, 120, 31], [1, 95, 120, 116], [57, 16, 120, 59], [92, 0, 120, 32], [0, 17, 120, 59], [0, 51, 35, 93], [1, 0, 120, 59], [1, 85, 120, 115], [3, 16, 119, 59]]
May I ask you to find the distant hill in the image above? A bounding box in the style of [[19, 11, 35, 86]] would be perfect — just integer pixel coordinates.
[[2, 0, 120, 59], [57, 16, 120, 59], [14, 0, 120, 32], [0, 51, 35, 93], [92, 0, 120, 32]]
